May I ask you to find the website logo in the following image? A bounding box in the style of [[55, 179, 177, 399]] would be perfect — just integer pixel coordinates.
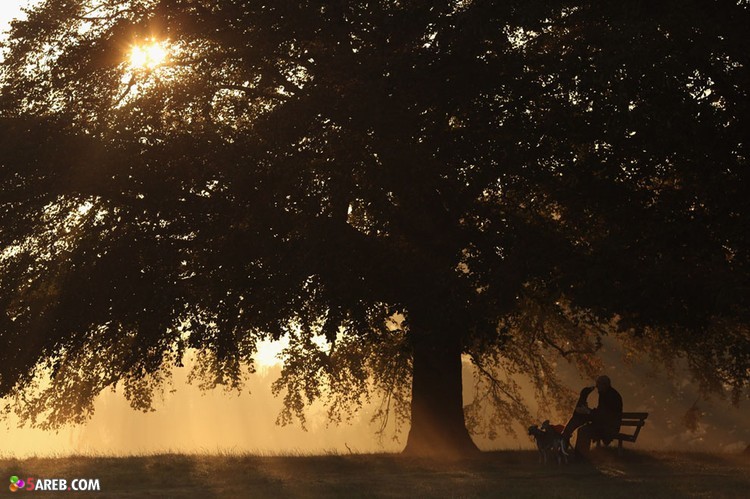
[[9, 476, 25, 492], [7, 476, 101, 492]]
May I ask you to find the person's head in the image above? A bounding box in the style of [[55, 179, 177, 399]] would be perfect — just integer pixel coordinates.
[[595, 375, 612, 393]]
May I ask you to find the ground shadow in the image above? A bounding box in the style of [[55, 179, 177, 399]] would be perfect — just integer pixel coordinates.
[[2, 449, 749, 498]]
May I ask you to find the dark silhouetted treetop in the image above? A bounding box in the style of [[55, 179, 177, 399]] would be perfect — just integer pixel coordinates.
[[1, 0, 748, 455]]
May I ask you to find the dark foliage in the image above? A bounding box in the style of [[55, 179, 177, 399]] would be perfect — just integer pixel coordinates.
[[1, 1, 748, 453]]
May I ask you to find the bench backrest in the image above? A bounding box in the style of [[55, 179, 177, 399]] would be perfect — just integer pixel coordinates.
[[621, 412, 649, 421], [618, 412, 649, 441]]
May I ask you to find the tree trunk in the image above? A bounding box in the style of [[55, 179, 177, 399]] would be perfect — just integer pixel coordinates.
[[402, 332, 479, 457]]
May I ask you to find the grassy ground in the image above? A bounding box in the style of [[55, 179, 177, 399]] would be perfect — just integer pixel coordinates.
[[2, 449, 748, 498]]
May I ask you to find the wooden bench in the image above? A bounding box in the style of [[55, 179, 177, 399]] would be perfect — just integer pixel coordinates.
[[596, 412, 649, 454]]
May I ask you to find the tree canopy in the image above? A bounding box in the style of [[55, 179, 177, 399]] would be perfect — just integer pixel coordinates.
[[1, 0, 748, 455]]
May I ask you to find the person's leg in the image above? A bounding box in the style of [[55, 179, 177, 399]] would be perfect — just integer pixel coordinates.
[[588, 423, 611, 449], [575, 424, 594, 457]]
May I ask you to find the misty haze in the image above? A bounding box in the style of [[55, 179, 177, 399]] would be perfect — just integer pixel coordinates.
[[2, 0, 749, 497]]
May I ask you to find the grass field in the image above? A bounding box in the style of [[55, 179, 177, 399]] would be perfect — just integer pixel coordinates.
[[2, 449, 749, 498]]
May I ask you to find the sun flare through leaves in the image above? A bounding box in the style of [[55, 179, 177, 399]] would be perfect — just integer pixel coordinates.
[[129, 40, 168, 70]]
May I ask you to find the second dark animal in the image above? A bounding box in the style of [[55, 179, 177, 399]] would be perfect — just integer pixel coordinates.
[[528, 420, 571, 464]]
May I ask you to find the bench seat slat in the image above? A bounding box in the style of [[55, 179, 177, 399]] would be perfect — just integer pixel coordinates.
[[597, 412, 649, 455]]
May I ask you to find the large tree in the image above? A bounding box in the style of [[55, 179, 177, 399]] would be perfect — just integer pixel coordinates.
[[1, 0, 748, 456]]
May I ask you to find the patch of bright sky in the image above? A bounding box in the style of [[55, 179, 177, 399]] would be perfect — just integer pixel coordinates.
[[255, 332, 330, 368], [0, 0, 41, 38], [255, 337, 287, 367]]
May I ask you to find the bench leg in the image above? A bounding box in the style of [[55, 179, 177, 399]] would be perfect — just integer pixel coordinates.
[[618, 439, 623, 456]]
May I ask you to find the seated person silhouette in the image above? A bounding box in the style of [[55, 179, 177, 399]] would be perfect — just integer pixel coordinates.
[[562, 375, 623, 458]]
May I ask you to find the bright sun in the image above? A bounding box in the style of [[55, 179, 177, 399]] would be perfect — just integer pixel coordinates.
[[129, 41, 168, 69]]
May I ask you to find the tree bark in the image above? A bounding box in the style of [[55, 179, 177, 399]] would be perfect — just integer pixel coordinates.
[[402, 331, 479, 457]]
